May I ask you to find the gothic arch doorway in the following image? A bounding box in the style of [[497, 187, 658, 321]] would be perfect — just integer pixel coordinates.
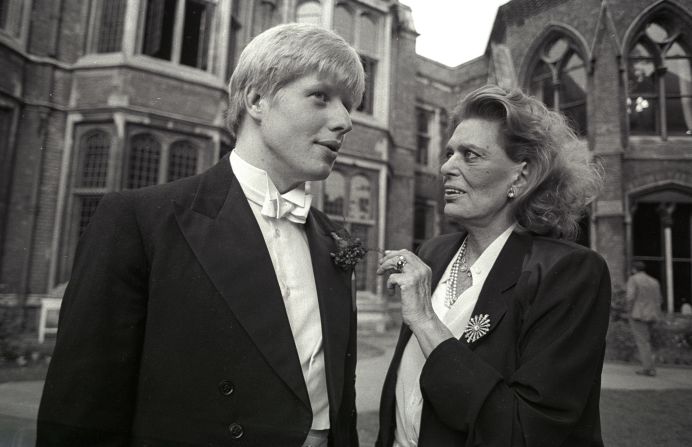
[[629, 185, 692, 313]]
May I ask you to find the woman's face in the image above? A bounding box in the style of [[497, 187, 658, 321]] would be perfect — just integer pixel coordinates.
[[441, 117, 524, 228]]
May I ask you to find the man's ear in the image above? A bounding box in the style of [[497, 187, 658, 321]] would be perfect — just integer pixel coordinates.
[[244, 87, 264, 121]]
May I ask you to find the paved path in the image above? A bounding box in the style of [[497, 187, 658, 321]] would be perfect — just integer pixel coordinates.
[[1, 332, 691, 445]]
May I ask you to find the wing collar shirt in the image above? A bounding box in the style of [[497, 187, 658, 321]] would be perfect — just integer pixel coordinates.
[[230, 151, 329, 430], [393, 224, 516, 447]]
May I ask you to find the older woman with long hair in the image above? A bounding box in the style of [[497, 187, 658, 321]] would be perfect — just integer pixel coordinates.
[[376, 85, 611, 447]]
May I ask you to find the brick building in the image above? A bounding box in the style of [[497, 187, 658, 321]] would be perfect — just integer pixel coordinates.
[[1, 0, 691, 335]]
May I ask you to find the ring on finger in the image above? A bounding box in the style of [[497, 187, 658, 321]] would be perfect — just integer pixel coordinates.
[[395, 255, 407, 273]]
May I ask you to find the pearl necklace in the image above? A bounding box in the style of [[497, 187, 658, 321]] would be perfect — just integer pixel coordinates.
[[445, 237, 472, 308]]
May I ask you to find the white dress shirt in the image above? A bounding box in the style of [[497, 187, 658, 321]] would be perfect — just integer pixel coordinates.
[[393, 225, 516, 447], [230, 151, 330, 430]]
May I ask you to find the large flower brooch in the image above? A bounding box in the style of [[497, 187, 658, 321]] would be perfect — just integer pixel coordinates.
[[330, 230, 367, 271], [464, 314, 491, 343]]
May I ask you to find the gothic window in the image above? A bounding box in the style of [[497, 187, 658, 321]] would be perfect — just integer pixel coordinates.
[[168, 140, 198, 181], [324, 171, 345, 216], [296, 0, 322, 26], [141, 0, 215, 70], [334, 3, 354, 44], [627, 15, 692, 138], [127, 133, 161, 189], [528, 36, 587, 136], [89, 0, 127, 53]]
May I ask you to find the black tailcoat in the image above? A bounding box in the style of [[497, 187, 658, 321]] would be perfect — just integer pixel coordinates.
[[38, 156, 358, 447]]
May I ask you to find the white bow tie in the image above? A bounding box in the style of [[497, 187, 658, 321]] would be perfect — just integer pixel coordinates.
[[259, 193, 312, 224]]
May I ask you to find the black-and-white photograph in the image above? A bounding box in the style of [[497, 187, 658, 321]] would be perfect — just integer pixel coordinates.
[[1, 0, 691, 445]]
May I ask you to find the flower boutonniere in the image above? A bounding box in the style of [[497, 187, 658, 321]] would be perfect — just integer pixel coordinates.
[[329, 229, 367, 271]]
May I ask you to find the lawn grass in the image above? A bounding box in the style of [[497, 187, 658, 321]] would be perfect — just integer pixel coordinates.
[[357, 389, 692, 447]]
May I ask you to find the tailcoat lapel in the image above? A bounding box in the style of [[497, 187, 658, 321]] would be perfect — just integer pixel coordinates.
[[305, 214, 352, 420], [461, 231, 529, 349], [173, 157, 310, 409]]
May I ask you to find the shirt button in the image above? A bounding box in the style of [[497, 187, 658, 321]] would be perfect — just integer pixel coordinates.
[[285, 287, 291, 298], [275, 227, 281, 238], [228, 422, 244, 439]]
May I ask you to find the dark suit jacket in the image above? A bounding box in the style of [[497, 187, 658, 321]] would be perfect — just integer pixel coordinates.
[[376, 231, 611, 447], [37, 155, 358, 447]]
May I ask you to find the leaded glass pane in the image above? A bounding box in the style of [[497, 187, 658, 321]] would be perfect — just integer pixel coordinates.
[[357, 56, 375, 113], [628, 58, 657, 95], [78, 196, 103, 237], [324, 171, 345, 216], [180, 0, 212, 69], [628, 96, 658, 134], [80, 131, 110, 188], [96, 0, 126, 53], [645, 22, 669, 44], [545, 38, 568, 62], [142, 0, 177, 60], [665, 97, 692, 135], [349, 175, 371, 220], [529, 60, 554, 108], [168, 140, 198, 181], [128, 134, 161, 189], [560, 53, 586, 105]]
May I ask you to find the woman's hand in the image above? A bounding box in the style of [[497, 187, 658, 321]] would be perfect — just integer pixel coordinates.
[[377, 250, 435, 328]]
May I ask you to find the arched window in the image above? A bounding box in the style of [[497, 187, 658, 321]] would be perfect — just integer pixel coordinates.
[[627, 15, 692, 137], [348, 174, 371, 220], [168, 140, 198, 181], [334, 3, 354, 44], [528, 36, 587, 136], [79, 131, 110, 188], [296, 0, 321, 26], [127, 134, 161, 189]]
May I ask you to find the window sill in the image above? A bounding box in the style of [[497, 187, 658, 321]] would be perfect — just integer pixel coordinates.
[[73, 53, 226, 91]]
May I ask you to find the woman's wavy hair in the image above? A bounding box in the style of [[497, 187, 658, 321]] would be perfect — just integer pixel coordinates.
[[450, 84, 603, 240], [226, 23, 365, 139]]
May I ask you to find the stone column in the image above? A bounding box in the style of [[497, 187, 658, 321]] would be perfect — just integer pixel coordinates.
[[658, 203, 676, 313]]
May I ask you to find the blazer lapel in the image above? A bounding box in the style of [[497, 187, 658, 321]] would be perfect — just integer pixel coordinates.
[[173, 158, 310, 409], [304, 213, 352, 420], [462, 231, 529, 349]]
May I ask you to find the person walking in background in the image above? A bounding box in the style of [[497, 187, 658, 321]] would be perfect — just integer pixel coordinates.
[[37, 23, 364, 447], [627, 260, 663, 377]]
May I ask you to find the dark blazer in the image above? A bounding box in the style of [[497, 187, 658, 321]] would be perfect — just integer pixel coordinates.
[[37, 155, 358, 447], [376, 231, 611, 447]]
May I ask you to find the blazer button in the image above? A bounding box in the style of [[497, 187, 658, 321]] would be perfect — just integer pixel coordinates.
[[228, 422, 244, 439], [218, 380, 235, 396]]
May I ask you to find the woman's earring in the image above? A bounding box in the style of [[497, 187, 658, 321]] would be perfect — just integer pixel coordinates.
[[507, 186, 516, 199]]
